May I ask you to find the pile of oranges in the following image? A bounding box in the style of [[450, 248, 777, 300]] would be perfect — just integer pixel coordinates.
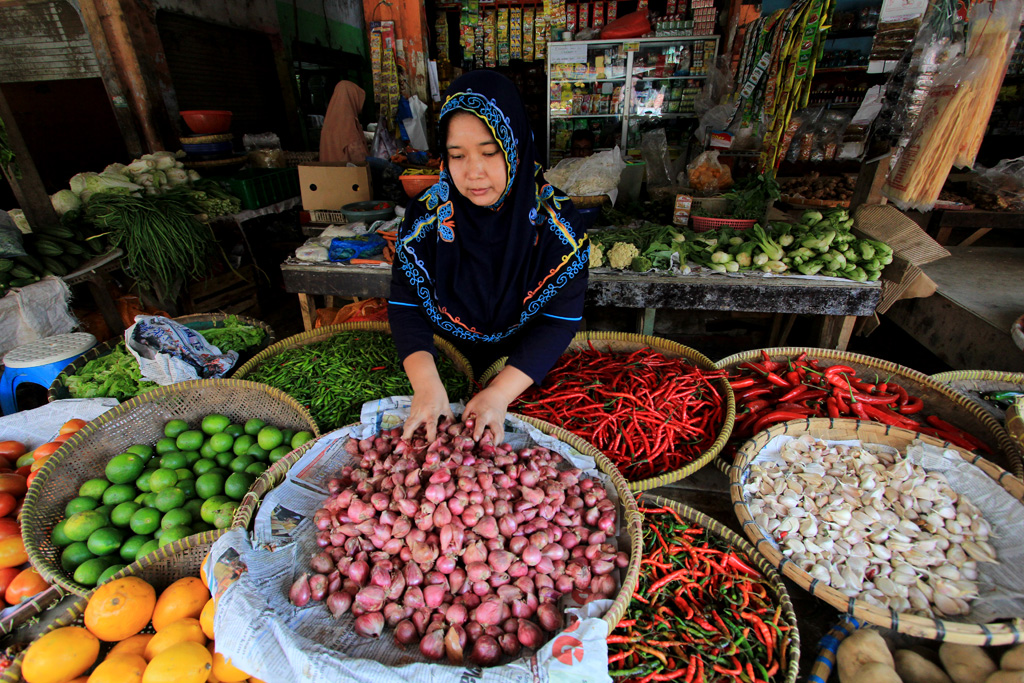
[[20, 571, 264, 683]]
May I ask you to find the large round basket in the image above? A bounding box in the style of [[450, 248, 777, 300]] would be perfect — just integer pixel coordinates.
[[0, 530, 223, 683], [929, 370, 1024, 422], [47, 313, 277, 402], [22, 379, 318, 597], [730, 417, 1024, 645], [715, 347, 1023, 478], [568, 194, 609, 209], [1009, 399, 1024, 460], [232, 412, 644, 634], [627, 495, 801, 683], [480, 331, 736, 492]]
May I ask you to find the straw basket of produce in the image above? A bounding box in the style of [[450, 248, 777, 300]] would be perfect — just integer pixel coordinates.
[[231, 321, 474, 434], [606, 495, 800, 683], [716, 348, 1023, 478], [21, 379, 317, 597], [929, 370, 1024, 423], [481, 332, 734, 491], [731, 417, 1024, 645]]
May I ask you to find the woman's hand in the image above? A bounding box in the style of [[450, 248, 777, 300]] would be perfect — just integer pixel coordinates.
[[465, 365, 533, 444], [402, 351, 454, 442]]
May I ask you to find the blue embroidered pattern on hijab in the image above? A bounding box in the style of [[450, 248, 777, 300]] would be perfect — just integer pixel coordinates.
[[395, 70, 589, 344]]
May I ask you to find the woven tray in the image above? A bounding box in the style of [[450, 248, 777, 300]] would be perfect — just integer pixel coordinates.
[[929, 370, 1024, 423], [480, 332, 736, 492], [22, 379, 318, 597], [731, 417, 1024, 645], [637, 495, 801, 683], [233, 413, 643, 633], [0, 530, 223, 683], [715, 348, 1023, 479], [47, 313, 277, 402]]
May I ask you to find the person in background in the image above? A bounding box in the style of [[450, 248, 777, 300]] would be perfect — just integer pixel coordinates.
[[388, 71, 590, 445], [320, 81, 369, 164], [570, 129, 596, 158]]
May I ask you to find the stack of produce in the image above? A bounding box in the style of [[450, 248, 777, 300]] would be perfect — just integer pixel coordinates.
[[780, 174, 857, 205], [290, 417, 624, 666], [0, 216, 109, 291], [49, 415, 312, 587]]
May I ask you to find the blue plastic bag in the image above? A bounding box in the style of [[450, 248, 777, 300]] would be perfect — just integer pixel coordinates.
[[328, 233, 386, 263]]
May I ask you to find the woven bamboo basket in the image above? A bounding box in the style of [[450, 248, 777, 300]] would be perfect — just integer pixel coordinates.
[[22, 379, 318, 597], [569, 194, 609, 209], [715, 348, 1023, 478], [635, 495, 801, 683], [929, 370, 1024, 422], [0, 530, 223, 683], [47, 313, 277, 402], [232, 412, 644, 634], [0, 586, 64, 638], [806, 617, 864, 683], [730, 417, 1024, 645], [1009, 399, 1024, 462], [479, 331, 736, 492]]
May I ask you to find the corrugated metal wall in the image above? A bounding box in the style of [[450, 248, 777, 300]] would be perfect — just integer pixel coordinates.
[[0, 1, 100, 83]]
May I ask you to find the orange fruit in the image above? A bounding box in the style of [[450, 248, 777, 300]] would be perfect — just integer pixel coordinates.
[[142, 641, 212, 683], [85, 576, 156, 642], [200, 598, 216, 639], [31, 442, 61, 461], [152, 576, 209, 631], [21, 626, 99, 683], [60, 419, 88, 435], [144, 617, 206, 660], [199, 551, 210, 585], [208, 642, 249, 682], [87, 653, 146, 683], [108, 633, 154, 659], [53, 434, 73, 444], [0, 534, 27, 568]]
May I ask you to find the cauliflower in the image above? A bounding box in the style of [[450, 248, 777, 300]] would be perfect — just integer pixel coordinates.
[[606, 242, 640, 270], [589, 244, 604, 268], [631, 256, 653, 272]]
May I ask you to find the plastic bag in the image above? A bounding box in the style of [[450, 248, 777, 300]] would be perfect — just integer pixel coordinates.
[[0, 210, 27, 258], [371, 117, 400, 160], [686, 150, 733, 196], [600, 9, 650, 38], [640, 130, 674, 188], [973, 156, 1024, 211], [125, 316, 238, 385], [543, 147, 627, 201], [402, 96, 430, 151], [243, 132, 282, 151], [328, 233, 386, 262]]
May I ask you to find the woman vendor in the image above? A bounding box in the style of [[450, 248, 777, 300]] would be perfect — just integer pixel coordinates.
[[388, 71, 590, 445]]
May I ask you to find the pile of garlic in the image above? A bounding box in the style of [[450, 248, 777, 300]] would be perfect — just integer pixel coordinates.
[[743, 434, 998, 618]]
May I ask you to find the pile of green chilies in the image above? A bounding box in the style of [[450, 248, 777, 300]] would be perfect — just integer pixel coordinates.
[[244, 331, 472, 432], [608, 505, 791, 683]]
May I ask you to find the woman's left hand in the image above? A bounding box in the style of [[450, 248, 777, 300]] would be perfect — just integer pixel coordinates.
[[465, 365, 534, 445]]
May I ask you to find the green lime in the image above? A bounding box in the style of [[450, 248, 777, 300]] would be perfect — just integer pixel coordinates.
[[105, 453, 145, 485], [182, 451, 201, 466], [183, 498, 204, 522], [136, 469, 154, 492], [200, 441, 218, 459], [202, 414, 230, 435], [51, 519, 73, 547], [257, 426, 284, 451], [160, 452, 187, 470], [160, 525, 193, 546], [247, 444, 269, 462], [193, 459, 216, 477], [269, 446, 290, 464], [244, 418, 266, 436], [279, 429, 295, 448], [213, 502, 239, 529], [208, 467, 230, 479], [195, 473, 225, 500], [224, 424, 245, 438], [136, 539, 160, 559], [97, 563, 128, 585], [120, 535, 151, 563], [164, 419, 189, 438], [229, 454, 255, 473], [149, 468, 178, 492], [145, 458, 161, 470], [127, 444, 154, 460], [74, 557, 117, 587], [142, 492, 160, 508], [155, 437, 179, 455], [214, 452, 234, 468], [292, 431, 314, 449], [224, 472, 255, 501], [78, 478, 110, 499], [176, 430, 204, 452], [61, 542, 95, 572], [64, 510, 107, 542], [201, 496, 230, 524], [174, 468, 195, 481], [162, 508, 192, 530], [111, 501, 142, 527], [192, 520, 215, 533], [209, 432, 234, 454], [130, 507, 161, 535], [176, 478, 196, 500], [87, 527, 124, 557], [245, 462, 268, 476], [102, 483, 137, 506], [93, 506, 113, 527], [153, 527, 165, 541], [232, 435, 256, 457], [65, 496, 99, 517], [154, 487, 186, 512]]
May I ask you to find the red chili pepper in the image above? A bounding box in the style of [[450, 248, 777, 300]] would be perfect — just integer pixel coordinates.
[[861, 403, 919, 429], [738, 387, 774, 401], [826, 397, 840, 418], [850, 391, 900, 405], [729, 377, 759, 389], [765, 372, 790, 388], [777, 385, 809, 402], [899, 396, 924, 414], [751, 410, 808, 434], [824, 364, 856, 376]]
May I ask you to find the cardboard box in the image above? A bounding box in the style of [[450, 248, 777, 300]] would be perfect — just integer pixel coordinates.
[[298, 163, 373, 211]]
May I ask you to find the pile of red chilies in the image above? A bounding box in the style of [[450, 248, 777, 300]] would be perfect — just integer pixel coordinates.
[[512, 347, 727, 482], [608, 505, 790, 683], [727, 351, 991, 455]]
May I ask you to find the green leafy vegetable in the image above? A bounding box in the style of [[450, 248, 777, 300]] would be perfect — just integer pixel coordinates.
[[66, 342, 157, 401], [198, 316, 266, 353]]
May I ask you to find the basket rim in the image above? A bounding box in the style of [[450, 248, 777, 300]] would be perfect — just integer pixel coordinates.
[[930, 370, 1024, 386], [480, 331, 736, 492], [643, 495, 801, 683], [714, 347, 1024, 479], [729, 416, 1024, 645], [22, 378, 319, 597]]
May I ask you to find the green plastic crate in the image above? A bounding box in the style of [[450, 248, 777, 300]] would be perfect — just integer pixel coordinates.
[[224, 168, 299, 210]]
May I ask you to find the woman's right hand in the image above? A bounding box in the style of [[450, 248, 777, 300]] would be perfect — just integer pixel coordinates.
[[401, 351, 454, 442]]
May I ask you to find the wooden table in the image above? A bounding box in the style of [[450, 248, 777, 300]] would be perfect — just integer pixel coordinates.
[[281, 261, 882, 350], [930, 209, 1024, 247]]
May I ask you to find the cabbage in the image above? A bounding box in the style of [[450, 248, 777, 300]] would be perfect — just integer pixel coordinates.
[[103, 162, 128, 176], [8, 209, 30, 234], [50, 189, 81, 216], [165, 168, 188, 185], [69, 172, 97, 196]]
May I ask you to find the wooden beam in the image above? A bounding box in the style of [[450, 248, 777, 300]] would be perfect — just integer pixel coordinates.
[[849, 151, 892, 210], [0, 86, 60, 231]]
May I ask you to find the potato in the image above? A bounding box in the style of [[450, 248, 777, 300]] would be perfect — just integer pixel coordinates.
[[839, 629, 895, 683], [986, 672, 1024, 683], [848, 662, 904, 683], [894, 649, 952, 683], [1003, 644, 1024, 671], [940, 643, 997, 683]]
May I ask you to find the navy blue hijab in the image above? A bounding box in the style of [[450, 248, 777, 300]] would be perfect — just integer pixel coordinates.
[[394, 71, 589, 343]]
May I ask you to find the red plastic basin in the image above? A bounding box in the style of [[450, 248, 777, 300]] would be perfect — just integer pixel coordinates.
[[181, 110, 233, 135]]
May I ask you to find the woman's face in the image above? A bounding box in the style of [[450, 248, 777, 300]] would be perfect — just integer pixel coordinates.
[[445, 112, 508, 207]]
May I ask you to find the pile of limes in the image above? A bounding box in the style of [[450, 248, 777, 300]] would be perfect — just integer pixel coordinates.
[[50, 414, 313, 587]]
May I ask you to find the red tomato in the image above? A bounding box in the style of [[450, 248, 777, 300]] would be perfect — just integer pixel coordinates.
[[0, 442, 26, 459], [0, 474, 27, 498], [0, 456, 10, 470], [14, 466, 30, 479], [0, 567, 19, 595], [0, 518, 20, 540], [31, 442, 61, 461], [24, 470, 38, 490], [0, 494, 16, 518], [5, 567, 48, 605], [0, 535, 27, 569]]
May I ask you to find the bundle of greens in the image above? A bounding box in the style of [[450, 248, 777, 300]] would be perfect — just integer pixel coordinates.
[[190, 179, 242, 218], [198, 316, 266, 353], [65, 343, 157, 402], [693, 171, 782, 220]]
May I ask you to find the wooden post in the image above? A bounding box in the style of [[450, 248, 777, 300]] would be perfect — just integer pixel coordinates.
[[0, 87, 60, 232], [849, 151, 892, 210]]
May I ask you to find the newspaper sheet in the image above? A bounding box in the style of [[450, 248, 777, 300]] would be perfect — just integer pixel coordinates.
[[0, 398, 119, 449]]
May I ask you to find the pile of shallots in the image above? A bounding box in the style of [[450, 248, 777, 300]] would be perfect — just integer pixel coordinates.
[[288, 417, 625, 667]]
